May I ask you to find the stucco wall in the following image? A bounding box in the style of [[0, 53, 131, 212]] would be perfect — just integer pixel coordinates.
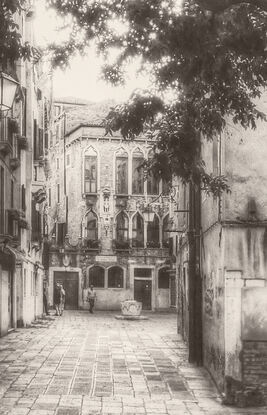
[[0, 270, 10, 337], [202, 224, 226, 391]]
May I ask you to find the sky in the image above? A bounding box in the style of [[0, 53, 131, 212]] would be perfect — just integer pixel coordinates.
[[35, 0, 150, 102]]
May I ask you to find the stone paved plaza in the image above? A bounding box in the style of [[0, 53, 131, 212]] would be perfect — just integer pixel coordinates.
[[0, 311, 266, 415]]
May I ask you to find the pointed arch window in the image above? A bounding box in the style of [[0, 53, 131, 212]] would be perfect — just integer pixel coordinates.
[[88, 266, 104, 288], [116, 211, 129, 243], [163, 214, 170, 248], [132, 212, 144, 247], [147, 150, 159, 195], [84, 148, 97, 193], [132, 148, 144, 194], [116, 149, 128, 194], [85, 210, 98, 240], [147, 215, 160, 248]]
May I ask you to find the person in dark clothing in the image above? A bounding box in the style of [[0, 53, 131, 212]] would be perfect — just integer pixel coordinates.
[[54, 282, 61, 316], [43, 284, 49, 315]]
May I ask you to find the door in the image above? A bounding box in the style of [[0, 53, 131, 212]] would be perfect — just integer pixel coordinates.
[[134, 279, 152, 310], [8, 272, 13, 330], [54, 272, 79, 309]]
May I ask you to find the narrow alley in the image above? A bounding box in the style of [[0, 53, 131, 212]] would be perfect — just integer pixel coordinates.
[[0, 312, 266, 415]]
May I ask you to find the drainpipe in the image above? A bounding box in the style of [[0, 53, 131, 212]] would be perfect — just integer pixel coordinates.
[[63, 113, 68, 235], [188, 182, 203, 365]]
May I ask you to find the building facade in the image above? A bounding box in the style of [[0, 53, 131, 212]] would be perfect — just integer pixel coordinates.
[[174, 96, 267, 406], [0, 3, 52, 336], [46, 120, 176, 311]]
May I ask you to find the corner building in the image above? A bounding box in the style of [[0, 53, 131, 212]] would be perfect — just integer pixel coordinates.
[[47, 123, 176, 311]]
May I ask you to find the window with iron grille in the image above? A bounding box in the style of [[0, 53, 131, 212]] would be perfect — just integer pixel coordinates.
[[88, 266, 105, 288], [108, 267, 124, 288]]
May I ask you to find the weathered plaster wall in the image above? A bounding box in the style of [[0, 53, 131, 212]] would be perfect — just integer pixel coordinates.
[[0, 270, 10, 337], [201, 224, 226, 391], [224, 106, 267, 221]]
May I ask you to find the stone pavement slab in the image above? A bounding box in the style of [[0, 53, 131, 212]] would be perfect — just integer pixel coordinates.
[[0, 311, 266, 414]]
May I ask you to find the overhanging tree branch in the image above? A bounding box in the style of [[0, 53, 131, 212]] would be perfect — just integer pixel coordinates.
[[194, 0, 267, 12]]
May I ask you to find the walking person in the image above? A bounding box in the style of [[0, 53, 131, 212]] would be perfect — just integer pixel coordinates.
[[87, 285, 96, 314], [54, 282, 61, 316]]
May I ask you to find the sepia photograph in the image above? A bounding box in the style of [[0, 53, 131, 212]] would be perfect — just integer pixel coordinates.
[[0, 0, 267, 414]]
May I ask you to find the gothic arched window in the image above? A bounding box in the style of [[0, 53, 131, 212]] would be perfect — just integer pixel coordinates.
[[132, 148, 144, 194], [116, 211, 129, 243], [84, 148, 97, 193], [85, 210, 98, 240], [162, 214, 170, 248], [147, 214, 160, 248], [132, 212, 144, 247], [116, 149, 128, 194], [147, 150, 159, 195]]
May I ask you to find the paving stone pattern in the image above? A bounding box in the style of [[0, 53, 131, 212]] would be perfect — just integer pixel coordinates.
[[0, 311, 266, 414]]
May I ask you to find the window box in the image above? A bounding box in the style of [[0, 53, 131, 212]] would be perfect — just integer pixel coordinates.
[[146, 241, 160, 248], [18, 218, 28, 229], [10, 157, 21, 171], [0, 140, 12, 156], [9, 119, 19, 134], [17, 135, 28, 150], [8, 209, 25, 221], [83, 238, 100, 250], [132, 239, 144, 248], [113, 239, 130, 250]]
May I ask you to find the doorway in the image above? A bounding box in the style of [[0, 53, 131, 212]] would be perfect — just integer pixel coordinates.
[[8, 272, 13, 330], [54, 271, 79, 309], [134, 279, 152, 310]]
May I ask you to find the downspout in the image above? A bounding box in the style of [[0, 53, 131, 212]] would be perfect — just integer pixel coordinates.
[[63, 113, 68, 235], [188, 181, 203, 365]]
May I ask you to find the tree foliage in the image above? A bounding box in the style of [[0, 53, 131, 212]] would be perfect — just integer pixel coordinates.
[[46, 0, 267, 194], [3, 0, 267, 194], [0, 0, 36, 68]]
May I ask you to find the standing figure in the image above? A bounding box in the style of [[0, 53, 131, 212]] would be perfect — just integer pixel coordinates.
[[87, 285, 97, 314], [43, 283, 49, 316], [54, 282, 61, 316], [60, 284, 66, 316]]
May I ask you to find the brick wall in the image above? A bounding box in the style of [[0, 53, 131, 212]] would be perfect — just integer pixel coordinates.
[[243, 341, 267, 404]]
